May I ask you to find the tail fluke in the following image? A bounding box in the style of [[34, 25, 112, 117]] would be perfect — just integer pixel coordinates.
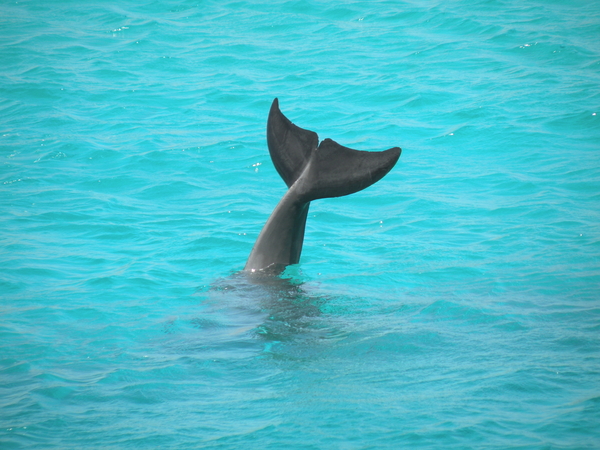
[[267, 98, 400, 201], [266, 98, 318, 188], [297, 137, 400, 201]]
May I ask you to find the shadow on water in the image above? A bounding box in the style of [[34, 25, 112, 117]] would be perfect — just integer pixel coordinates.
[[192, 267, 344, 349]]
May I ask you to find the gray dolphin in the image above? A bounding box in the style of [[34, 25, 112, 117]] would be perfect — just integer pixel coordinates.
[[245, 98, 401, 274]]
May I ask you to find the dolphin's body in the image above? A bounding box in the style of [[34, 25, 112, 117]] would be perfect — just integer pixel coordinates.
[[244, 98, 401, 274]]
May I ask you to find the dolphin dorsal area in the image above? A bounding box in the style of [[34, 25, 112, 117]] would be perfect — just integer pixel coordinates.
[[244, 98, 401, 274]]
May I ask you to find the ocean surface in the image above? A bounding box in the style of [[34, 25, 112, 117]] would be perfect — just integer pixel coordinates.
[[1, 0, 599, 448]]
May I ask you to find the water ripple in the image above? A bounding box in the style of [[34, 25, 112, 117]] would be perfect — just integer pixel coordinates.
[[1, 0, 599, 448]]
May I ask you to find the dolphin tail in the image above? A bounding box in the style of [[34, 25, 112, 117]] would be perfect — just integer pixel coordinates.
[[266, 98, 401, 202], [245, 98, 401, 273]]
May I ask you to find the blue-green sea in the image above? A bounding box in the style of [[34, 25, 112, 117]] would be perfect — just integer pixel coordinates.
[[1, 0, 599, 448]]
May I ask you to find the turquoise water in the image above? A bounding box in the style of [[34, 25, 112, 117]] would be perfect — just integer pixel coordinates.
[[1, 0, 599, 448]]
